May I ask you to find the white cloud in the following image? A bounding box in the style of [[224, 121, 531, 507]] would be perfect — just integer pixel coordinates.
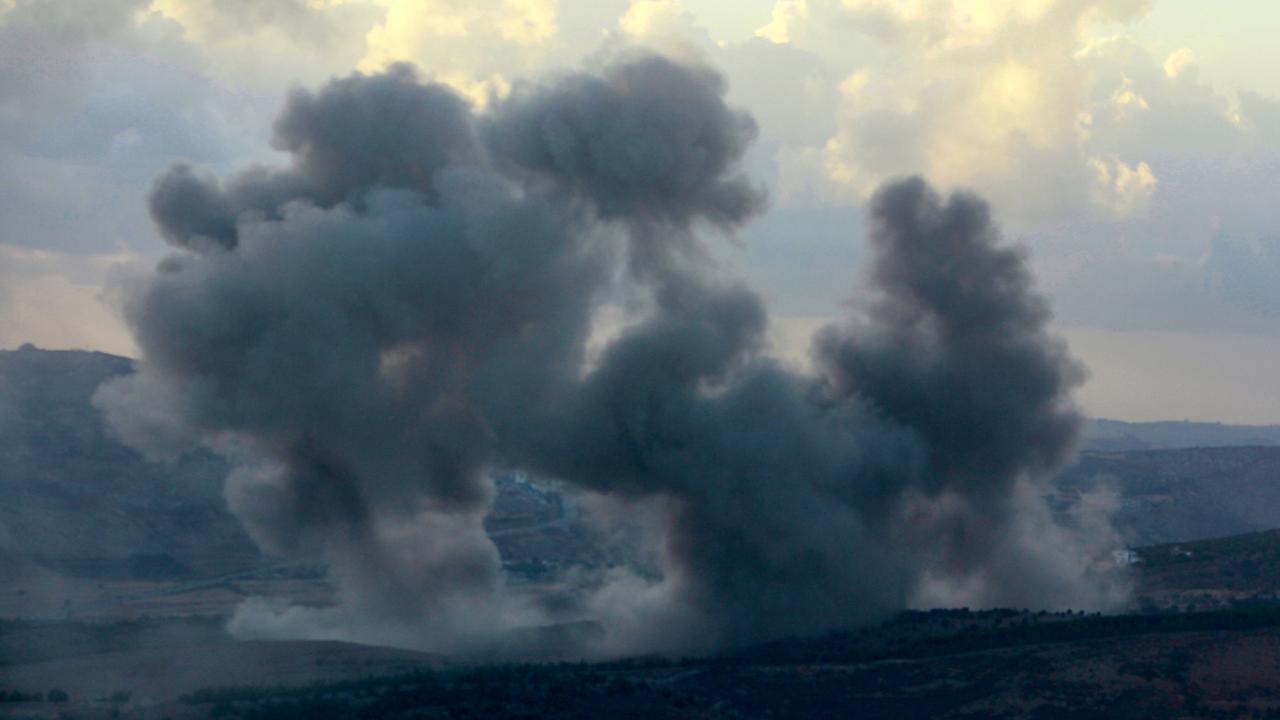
[[1087, 156, 1156, 217], [761, 0, 1166, 224], [755, 0, 805, 43], [361, 0, 559, 69], [1162, 46, 1194, 79]]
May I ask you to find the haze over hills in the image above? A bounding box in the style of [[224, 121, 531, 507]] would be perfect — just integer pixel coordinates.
[[5, 344, 1280, 583], [0, 345, 257, 580], [1056, 447, 1280, 546], [0, 345, 590, 591], [10, 345, 1280, 717]]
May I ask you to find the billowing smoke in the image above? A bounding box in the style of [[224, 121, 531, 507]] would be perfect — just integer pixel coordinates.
[[97, 49, 1124, 658]]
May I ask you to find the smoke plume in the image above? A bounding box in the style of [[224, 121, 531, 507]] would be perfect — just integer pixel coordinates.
[[97, 49, 1124, 658]]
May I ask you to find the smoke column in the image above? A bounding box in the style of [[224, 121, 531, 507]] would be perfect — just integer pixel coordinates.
[[96, 49, 1125, 657]]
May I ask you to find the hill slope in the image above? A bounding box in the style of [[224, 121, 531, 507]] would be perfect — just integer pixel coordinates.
[[8, 345, 1280, 584], [0, 345, 257, 578], [1056, 447, 1280, 546], [0, 346, 585, 591]]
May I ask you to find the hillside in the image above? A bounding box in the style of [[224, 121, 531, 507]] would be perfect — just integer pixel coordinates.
[[7, 344, 1280, 594], [12, 346, 1280, 718], [0, 346, 592, 596], [0, 345, 258, 580], [1055, 447, 1280, 546], [1134, 528, 1280, 611], [16, 520, 1280, 720]]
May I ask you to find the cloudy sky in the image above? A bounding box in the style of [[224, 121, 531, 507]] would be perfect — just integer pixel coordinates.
[[1, 0, 1278, 423]]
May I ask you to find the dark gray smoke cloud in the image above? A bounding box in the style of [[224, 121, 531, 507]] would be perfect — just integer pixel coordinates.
[[488, 180, 1104, 651], [98, 50, 1124, 658], [148, 63, 481, 252], [485, 53, 763, 230]]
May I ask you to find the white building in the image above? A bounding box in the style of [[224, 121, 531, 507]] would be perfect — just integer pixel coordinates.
[[1112, 549, 1140, 566]]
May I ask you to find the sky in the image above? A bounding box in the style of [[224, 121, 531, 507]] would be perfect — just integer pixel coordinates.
[[0, 0, 1277, 423]]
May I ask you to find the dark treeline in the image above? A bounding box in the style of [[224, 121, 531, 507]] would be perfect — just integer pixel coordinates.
[[173, 604, 1280, 720]]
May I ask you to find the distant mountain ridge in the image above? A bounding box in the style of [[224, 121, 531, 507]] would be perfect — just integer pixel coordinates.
[[1081, 418, 1280, 452]]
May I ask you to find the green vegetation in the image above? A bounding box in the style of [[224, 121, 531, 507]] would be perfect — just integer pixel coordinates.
[[1140, 528, 1280, 570]]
